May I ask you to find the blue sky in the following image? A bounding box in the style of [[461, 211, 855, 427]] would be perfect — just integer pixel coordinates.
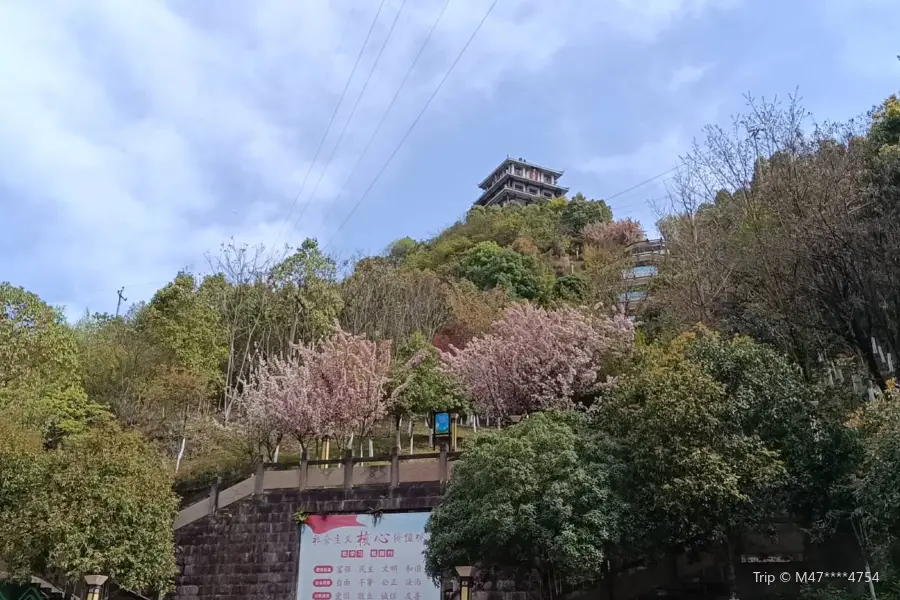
[[1, 0, 898, 319]]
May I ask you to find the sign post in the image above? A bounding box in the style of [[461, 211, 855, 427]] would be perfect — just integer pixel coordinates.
[[431, 411, 451, 451]]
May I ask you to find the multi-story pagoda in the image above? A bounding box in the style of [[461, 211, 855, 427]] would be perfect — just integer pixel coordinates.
[[475, 157, 569, 207]]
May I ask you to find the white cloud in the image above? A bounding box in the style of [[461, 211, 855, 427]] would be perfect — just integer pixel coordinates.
[[0, 0, 734, 317], [666, 63, 713, 92], [578, 132, 688, 178]]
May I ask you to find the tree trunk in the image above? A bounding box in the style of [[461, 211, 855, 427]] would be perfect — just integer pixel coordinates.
[[601, 552, 616, 600], [667, 548, 679, 587], [724, 536, 738, 599], [174, 436, 186, 473], [852, 323, 887, 389]]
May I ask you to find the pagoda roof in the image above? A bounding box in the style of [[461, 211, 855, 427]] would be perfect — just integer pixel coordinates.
[[478, 157, 565, 189]]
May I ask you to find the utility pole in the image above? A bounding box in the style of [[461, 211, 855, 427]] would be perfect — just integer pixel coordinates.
[[115, 287, 127, 317]]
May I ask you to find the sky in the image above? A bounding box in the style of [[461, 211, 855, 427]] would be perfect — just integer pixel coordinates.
[[1, 0, 898, 319]]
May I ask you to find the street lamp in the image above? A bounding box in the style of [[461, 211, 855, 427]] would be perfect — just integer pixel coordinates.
[[84, 575, 108, 600], [455, 566, 474, 600]]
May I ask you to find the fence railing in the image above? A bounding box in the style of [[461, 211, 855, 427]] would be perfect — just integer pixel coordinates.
[[175, 447, 462, 530]]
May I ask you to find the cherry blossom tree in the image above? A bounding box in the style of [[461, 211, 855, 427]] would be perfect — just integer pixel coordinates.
[[582, 218, 645, 249], [239, 326, 420, 458], [239, 349, 322, 458], [441, 303, 634, 419], [311, 328, 393, 450]]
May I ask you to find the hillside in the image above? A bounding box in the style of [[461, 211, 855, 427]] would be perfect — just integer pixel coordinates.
[[0, 192, 644, 498], [6, 91, 900, 595]]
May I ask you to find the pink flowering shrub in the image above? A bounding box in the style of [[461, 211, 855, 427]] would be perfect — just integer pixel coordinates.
[[441, 303, 634, 418], [582, 219, 645, 248], [239, 327, 393, 453], [312, 329, 393, 446]]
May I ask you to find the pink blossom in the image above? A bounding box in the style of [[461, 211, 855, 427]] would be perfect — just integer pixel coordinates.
[[441, 303, 634, 417], [310, 329, 393, 445], [583, 219, 645, 248], [239, 327, 394, 451]]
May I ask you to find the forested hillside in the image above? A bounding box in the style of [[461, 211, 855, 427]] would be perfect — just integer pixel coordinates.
[[67, 190, 639, 483], [3, 93, 900, 597]]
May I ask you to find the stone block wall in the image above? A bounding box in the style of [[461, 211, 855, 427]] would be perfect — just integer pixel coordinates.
[[171, 482, 868, 600], [171, 483, 446, 600]]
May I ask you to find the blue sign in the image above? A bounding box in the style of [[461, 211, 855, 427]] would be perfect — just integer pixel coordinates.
[[433, 412, 451, 435]]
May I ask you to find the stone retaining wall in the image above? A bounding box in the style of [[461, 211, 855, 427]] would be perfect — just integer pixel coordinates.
[[171, 484, 446, 600]]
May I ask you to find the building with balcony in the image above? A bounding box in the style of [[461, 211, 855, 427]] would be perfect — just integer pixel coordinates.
[[475, 157, 569, 207], [618, 237, 666, 315]]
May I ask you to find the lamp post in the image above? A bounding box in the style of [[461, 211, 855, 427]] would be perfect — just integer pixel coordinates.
[[455, 566, 474, 600], [450, 413, 459, 451], [84, 575, 107, 600]]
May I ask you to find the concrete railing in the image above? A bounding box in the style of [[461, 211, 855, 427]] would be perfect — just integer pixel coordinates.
[[174, 448, 462, 530]]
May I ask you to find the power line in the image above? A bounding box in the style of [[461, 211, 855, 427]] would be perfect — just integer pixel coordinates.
[[291, 0, 411, 235], [328, 159, 680, 257], [311, 0, 454, 240], [114, 159, 678, 299], [604, 164, 681, 202], [323, 0, 501, 251], [273, 0, 390, 246]]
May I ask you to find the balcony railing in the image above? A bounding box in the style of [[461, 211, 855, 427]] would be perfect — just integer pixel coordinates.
[[623, 265, 658, 279], [174, 448, 461, 530], [618, 290, 648, 303]]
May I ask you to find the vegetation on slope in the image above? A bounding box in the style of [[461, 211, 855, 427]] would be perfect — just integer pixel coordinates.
[[5, 91, 900, 597]]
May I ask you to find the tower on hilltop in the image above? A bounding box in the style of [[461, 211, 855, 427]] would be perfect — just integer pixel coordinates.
[[474, 157, 569, 207]]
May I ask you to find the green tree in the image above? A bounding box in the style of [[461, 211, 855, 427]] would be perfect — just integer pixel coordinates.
[[386, 237, 420, 265], [433, 280, 509, 351], [0, 283, 104, 440], [86, 276, 226, 453], [0, 412, 48, 580], [457, 241, 550, 301], [42, 422, 179, 591], [135, 272, 227, 387], [407, 201, 574, 272], [270, 238, 344, 345], [595, 334, 786, 594], [851, 386, 900, 571], [75, 312, 144, 406], [424, 412, 625, 597], [388, 332, 467, 450], [560, 193, 613, 237], [869, 95, 900, 149], [685, 328, 861, 527], [340, 262, 451, 346], [0, 416, 178, 593], [74, 311, 168, 427], [553, 274, 590, 302]]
